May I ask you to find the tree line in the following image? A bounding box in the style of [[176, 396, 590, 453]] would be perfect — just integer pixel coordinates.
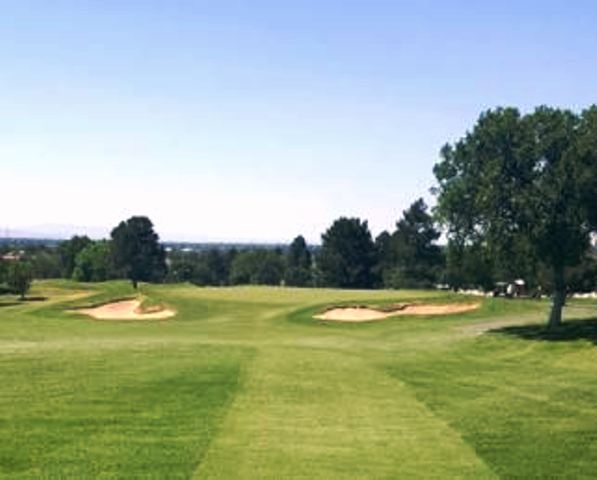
[[0, 199, 447, 293], [0, 217, 167, 295], [1, 193, 595, 301]]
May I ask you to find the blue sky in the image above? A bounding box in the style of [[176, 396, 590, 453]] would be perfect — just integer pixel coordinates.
[[2, 1, 596, 242]]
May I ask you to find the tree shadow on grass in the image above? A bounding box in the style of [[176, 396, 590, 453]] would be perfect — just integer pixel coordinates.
[[493, 318, 597, 345], [0, 301, 21, 308], [0, 296, 47, 308], [22, 296, 47, 302]]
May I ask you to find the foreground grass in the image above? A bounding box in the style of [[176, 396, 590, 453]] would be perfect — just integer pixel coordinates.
[[1, 345, 247, 479], [0, 281, 596, 478]]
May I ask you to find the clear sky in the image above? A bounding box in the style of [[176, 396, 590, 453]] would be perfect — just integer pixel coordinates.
[[2, 1, 597, 242]]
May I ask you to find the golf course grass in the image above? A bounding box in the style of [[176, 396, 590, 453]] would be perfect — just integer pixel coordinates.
[[1, 280, 597, 478]]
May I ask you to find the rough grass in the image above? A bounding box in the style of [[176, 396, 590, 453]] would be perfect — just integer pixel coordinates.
[[0, 281, 595, 478]]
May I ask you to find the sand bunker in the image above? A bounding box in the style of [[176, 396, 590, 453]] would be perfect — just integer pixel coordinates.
[[314, 303, 480, 322], [76, 299, 175, 320]]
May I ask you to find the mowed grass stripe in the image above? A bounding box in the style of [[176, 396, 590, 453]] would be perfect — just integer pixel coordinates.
[[194, 346, 496, 479], [390, 332, 597, 479], [0, 345, 251, 479]]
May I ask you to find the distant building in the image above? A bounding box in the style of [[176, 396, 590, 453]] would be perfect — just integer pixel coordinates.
[[1, 250, 24, 261]]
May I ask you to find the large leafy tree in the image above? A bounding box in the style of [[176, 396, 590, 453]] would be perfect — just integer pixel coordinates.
[[318, 217, 377, 288], [110, 216, 167, 288], [434, 106, 597, 328], [285, 235, 312, 287], [383, 198, 443, 288], [444, 235, 538, 291]]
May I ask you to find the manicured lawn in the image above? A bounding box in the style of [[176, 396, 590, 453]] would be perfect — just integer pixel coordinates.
[[1, 280, 596, 478]]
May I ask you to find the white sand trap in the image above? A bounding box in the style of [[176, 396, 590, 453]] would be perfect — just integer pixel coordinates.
[[77, 299, 175, 320], [314, 303, 480, 322]]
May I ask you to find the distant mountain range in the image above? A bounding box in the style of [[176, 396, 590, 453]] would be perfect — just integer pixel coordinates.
[[0, 224, 109, 240], [0, 224, 303, 251], [0, 224, 300, 245], [0, 236, 297, 252]]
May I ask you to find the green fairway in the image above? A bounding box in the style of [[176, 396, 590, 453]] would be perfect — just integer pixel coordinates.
[[1, 281, 597, 478]]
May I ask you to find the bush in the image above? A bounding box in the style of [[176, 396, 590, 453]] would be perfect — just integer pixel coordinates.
[[6, 261, 33, 299]]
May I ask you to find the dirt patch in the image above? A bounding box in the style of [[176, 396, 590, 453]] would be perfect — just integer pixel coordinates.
[[314, 303, 480, 322], [75, 299, 175, 320]]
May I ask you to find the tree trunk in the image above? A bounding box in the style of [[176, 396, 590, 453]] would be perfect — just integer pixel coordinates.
[[132, 278, 138, 290], [548, 288, 566, 329], [548, 265, 566, 329]]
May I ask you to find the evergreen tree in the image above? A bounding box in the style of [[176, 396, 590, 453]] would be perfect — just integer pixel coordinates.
[[383, 199, 443, 288], [110, 216, 167, 289], [318, 217, 377, 288], [285, 235, 312, 286]]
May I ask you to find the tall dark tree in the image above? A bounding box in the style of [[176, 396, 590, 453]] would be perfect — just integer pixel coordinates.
[[434, 106, 597, 328], [373, 230, 392, 287], [317, 217, 377, 288], [58, 235, 92, 278], [110, 216, 167, 288], [285, 235, 312, 287], [383, 199, 443, 288]]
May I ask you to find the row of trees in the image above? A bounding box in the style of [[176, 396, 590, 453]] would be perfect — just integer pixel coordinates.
[[0, 217, 167, 296], [1, 199, 446, 293], [4, 194, 595, 301], [318, 199, 443, 289], [166, 236, 312, 287], [59, 217, 167, 288], [164, 199, 444, 289]]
